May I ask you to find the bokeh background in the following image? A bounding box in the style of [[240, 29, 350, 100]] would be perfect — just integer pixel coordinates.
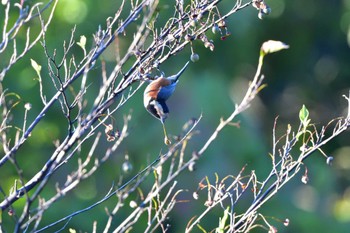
[[1, 0, 350, 232]]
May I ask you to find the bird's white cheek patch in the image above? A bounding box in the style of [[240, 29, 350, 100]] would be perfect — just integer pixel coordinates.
[[144, 95, 152, 108], [151, 100, 167, 119]]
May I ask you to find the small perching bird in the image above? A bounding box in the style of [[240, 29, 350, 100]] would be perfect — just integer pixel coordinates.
[[143, 61, 190, 145]]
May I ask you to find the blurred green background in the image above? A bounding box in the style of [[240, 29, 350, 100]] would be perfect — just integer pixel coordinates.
[[1, 0, 350, 232]]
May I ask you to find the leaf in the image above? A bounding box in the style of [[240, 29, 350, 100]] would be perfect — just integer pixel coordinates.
[[216, 206, 230, 233], [299, 104, 309, 126], [261, 40, 289, 55], [197, 224, 207, 233], [30, 59, 41, 74], [77, 35, 86, 50]]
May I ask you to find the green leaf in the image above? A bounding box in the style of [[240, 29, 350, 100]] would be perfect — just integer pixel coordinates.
[[299, 104, 309, 125], [30, 59, 41, 74], [197, 224, 207, 233], [77, 35, 86, 50], [261, 40, 289, 55], [216, 206, 230, 233]]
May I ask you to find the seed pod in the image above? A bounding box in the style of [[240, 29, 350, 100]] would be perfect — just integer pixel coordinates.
[[212, 24, 220, 34], [188, 161, 196, 171], [122, 160, 133, 173], [258, 10, 265, 20], [218, 20, 226, 28], [190, 53, 200, 62], [263, 6, 271, 15], [129, 200, 137, 208], [190, 19, 197, 27], [326, 156, 334, 166], [184, 34, 195, 41]]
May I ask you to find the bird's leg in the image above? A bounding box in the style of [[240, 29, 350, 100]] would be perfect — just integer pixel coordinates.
[[161, 120, 171, 145]]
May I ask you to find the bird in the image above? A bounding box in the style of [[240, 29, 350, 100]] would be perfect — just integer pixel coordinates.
[[143, 61, 190, 145]]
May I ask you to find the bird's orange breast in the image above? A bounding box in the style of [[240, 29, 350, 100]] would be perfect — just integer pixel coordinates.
[[144, 77, 171, 99]]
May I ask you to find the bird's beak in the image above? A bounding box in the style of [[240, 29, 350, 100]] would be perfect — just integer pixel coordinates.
[[173, 61, 190, 81]]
